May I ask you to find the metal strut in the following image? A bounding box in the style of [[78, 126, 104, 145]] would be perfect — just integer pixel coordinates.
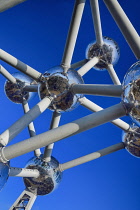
[[9, 189, 37, 210]]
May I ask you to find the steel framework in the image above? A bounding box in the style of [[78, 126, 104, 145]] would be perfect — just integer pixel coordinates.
[[0, 0, 140, 209]]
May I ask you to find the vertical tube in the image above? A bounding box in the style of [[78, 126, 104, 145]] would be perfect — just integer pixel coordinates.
[[90, 0, 103, 45], [61, 0, 86, 71], [22, 100, 41, 157], [43, 111, 61, 162]]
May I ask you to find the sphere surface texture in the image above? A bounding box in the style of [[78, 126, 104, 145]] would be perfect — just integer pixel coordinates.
[[23, 156, 62, 195], [85, 36, 120, 70], [5, 72, 34, 104], [38, 66, 84, 112], [122, 125, 140, 157], [122, 61, 140, 126]]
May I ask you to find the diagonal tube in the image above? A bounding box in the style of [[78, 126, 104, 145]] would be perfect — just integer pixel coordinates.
[[90, 0, 103, 45], [79, 97, 130, 131], [0, 65, 17, 83], [60, 142, 125, 171], [0, 0, 27, 12], [107, 64, 121, 85], [103, 0, 140, 59], [72, 84, 122, 97], [71, 59, 87, 69], [0, 49, 42, 81], [77, 57, 99, 76], [0, 102, 126, 162], [0, 96, 53, 146], [61, 0, 86, 70]]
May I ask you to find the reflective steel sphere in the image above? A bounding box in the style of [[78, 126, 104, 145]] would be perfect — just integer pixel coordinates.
[[4, 72, 34, 104], [122, 125, 140, 157], [0, 162, 9, 191], [38, 66, 84, 112], [85, 36, 120, 70], [122, 61, 140, 126], [23, 156, 62, 196]]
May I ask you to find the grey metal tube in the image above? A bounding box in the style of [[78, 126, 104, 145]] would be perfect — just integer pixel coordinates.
[[0, 49, 42, 81], [23, 85, 38, 92], [22, 100, 41, 157], [1, 102, 126, 161], [22, 100, 36, 137], [72, 84, 122, 97], [0, 96, 53, 146], [60, 142, 125, 171], [43, 111, 61, 162], [103, 0, 140, 59], [107, 64, 121, 85], [79, 97, 130, 131], [49, 111, 61, 130], [90, 0, 103, 45], [71, 59, 87, 69], [61, 0, 86, 70], [77, 57, 99, 76], [0, 65, 16, 83], [9, 167, 40, 178], [0, 0, 27, 12]]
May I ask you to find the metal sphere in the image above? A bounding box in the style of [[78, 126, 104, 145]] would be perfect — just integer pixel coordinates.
[[122, 125, 140, 157], [122, 61, 140, 126], [38, 66, 84, 112], [4, 72, 34, 104], [0, 162, 9, 192], [85, 36, 120, 70], [23, 156, 62, 196]]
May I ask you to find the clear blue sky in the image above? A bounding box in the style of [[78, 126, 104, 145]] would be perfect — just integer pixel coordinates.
[[0, 0, 140, 209]]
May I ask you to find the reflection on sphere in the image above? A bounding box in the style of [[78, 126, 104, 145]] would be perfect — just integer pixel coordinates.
[[122, 125, 140, 157], [38, 66, 84, 112], [85, 36, 120, 70], [0, 162, 9, 191], [23, 156, 62, 196], [4, 73, 34, 104], [122, 61, 140, 126]]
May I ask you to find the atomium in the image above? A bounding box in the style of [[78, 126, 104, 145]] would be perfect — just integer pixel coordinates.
[[38, 66, 84, 112], [85, 36, 120, 70], [122, 61, 140, 126], [4, 72, 34, 104], [122, 124, 140, 157], [23, 156, 62, 195], [0, 0, 139, 210]]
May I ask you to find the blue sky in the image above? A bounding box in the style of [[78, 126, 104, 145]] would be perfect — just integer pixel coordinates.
[[0, 0, 140, 209]]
